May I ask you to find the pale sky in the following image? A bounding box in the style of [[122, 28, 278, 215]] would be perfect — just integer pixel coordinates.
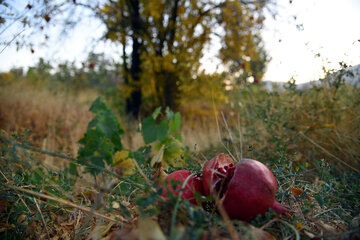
[[261, 0, 360, 83], [1, 0, 360, 84]]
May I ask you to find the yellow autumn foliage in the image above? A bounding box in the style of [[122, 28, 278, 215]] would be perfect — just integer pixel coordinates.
[[113, 150, 135, 176]]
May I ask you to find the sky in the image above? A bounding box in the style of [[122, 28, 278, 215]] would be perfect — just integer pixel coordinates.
[[1, 0, 360, 84], [260, 0, 360, 83]]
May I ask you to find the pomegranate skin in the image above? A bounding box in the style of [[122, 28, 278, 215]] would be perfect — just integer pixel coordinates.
[[222, 159, 286, 221], [202, 153, 235, 196], [162, 170, 203, 205]]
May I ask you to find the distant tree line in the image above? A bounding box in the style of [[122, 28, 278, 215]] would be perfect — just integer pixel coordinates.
[[0, 0, 273, 118]]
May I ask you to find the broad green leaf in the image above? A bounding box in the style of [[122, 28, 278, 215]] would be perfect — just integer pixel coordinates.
[[155, 136, 184, 168], [156, 120, 169, 142], [174, 133, 182, 142], [163, 137, 184, 167], [77, 97, 124, 176], [142, 117, 157, 144], [169, 112, 181, 134], [142, 118, 169, 144]]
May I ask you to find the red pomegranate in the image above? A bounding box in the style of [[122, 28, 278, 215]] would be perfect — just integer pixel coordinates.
[[203, 153, 288, 221], [161, 170, 203, 205]]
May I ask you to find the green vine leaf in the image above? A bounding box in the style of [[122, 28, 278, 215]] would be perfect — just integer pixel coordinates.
[[169, 112, 181, 134], [77, 97, 124, 176], [142, 117, 169, 144]]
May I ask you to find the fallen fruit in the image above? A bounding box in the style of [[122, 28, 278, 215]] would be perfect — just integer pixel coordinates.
[[161, 170, 203, 205], [203, 153, 288, 221], [202, 153, 235, 197]]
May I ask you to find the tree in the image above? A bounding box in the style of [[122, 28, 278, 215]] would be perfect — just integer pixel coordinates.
[[0, 0, 271, 118]]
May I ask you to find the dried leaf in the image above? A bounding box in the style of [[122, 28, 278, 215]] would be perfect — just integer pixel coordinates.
[[323, 123, 335, 129], [150, 145, 165, 168], [296, 221, 303, 230], [138, 217, 166, 240], [114, 150, 135, 176], [291, 187, 311, 201], [248, 224, 276, 240], [308, 124, 318, 129], [109, 225, 138, 240]]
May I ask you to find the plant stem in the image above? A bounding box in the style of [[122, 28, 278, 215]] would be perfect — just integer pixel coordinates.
[[6, 184, 129, 224]]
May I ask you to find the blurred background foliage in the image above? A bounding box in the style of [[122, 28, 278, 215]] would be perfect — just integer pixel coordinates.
[[0, 0, 271, 118], [1, 55, 359, 172]]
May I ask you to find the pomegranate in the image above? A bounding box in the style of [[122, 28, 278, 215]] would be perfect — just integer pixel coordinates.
[[203, 153, 288, 221], [202, 153, 235, 196], [161, 170, 203, 205]]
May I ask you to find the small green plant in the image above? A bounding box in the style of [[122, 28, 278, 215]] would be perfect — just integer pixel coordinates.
[[142, 106, 187, 169], [76, 97, 124, 176]]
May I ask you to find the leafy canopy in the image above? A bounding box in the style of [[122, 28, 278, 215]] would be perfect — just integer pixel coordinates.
[[100, 0, 270, 113]]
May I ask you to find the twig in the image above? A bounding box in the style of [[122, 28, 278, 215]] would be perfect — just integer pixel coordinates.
[[0, 136, 145, 189], [77, 178, 117, 239], [260, 218, 277, 230], [212, 95, 223, 144], [221, 112, 240, 162], [264, 219, 300, 240], [299, 132, 359, 173], [131, 158, 151, 186], [237, 115, 243, 161], [0, 29, 25, 55], [1, 136, 77, 161], [313, 208, 344, 218], [211, 96, 236, 160], [6, 184, 129, 224], [319, 227, 360, 238], [33, 197, 51, 239], [0, 169, 32, 213], [210, 187, 242, 240], [0, 169, 10, 182]]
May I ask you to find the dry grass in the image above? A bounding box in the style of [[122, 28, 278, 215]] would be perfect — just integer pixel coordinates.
[[227, 82, 360, 172], [0, 81, 223, 163], [1, 77, 359, 172], [0, 82, 95, 166]]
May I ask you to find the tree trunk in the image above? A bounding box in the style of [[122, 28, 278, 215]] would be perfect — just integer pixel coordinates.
[[126, 0, 142, 118], [162, 0, 180, 111]]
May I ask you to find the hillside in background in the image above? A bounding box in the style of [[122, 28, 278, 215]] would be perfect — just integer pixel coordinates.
[[262, 63, 360, 91]]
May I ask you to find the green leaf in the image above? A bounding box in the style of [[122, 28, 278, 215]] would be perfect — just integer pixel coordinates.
[[142, 117, 157, 144], [155, 136, 184, 168], [165, 107, 174, 120], [169, 112, 181, 134], [142, 118, 169, 144], [174, 133, 182, 142], [77, 97, 124, 176], [152, 106, 162, 119], [156, 120, 169, 141], [69, 162, 78, 176]]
